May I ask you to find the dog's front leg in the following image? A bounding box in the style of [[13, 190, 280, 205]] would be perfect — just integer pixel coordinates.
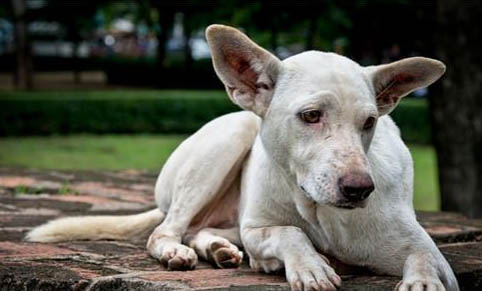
[[397, 250, 459, 291], [392, 221, 459, 291], [242, 226, 341, 291]]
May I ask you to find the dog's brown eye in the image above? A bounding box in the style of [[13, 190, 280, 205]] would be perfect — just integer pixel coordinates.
[[363, 116, 376, 130], [300, 110, 322, 123]]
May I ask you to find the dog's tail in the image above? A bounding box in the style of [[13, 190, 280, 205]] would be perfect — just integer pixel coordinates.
[[25, 208, 165, 243]]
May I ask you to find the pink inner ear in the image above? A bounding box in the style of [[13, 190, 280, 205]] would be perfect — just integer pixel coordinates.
[[376, 72, 416, 105], [394, 73, 415, 85], [224, 51, 259, 92]]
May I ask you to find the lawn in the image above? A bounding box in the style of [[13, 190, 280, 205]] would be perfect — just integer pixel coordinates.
[[0, 135, 186, 172], [410, 145, 440, 211], [0, 135, 440, 211]]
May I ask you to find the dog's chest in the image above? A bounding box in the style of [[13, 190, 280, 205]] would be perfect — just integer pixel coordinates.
[[304, 210, 391, 266]]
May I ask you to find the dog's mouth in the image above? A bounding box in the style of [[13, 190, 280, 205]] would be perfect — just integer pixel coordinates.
[[333, 203, 358, 210], [299, 185, 315, 202], [335, 204, 357, 210], [299, 185, 367, 209], [331, 199, 368, 210]]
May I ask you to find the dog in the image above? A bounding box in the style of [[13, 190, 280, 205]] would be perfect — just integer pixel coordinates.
[[26, 24, 458, 291]]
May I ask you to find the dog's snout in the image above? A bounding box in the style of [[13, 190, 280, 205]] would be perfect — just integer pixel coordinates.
[[338, 173, 374, 202]]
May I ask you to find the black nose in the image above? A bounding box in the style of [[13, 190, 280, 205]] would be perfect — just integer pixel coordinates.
[[338, 173, 375, 202]]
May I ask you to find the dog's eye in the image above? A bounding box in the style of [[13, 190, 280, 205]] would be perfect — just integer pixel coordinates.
[[363, 116, 376, 130], [300, 110, 322, 123]]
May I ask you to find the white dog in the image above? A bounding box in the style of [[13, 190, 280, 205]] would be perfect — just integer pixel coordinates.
[[27, 25, 458, 291]]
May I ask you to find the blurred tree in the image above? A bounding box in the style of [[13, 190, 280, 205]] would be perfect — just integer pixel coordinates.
[[430, 0, 482, 218], [179, 1, 220, 69], [228, 1, 351, 56], [236, 2, 292, 52], [223, 1, 319, 54], [341, 0, 421, 64], [11, 0, 33, 89], [33, 0, 101, 83], [147, 1, 176, 67]]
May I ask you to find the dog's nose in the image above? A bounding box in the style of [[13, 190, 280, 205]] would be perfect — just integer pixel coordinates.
[[338, 173, 374, 202]]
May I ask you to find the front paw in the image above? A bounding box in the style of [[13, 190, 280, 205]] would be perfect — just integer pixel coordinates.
[[395, 276, 445, 291], [285, 254, 341, 291], [159, 243, 198, 270]]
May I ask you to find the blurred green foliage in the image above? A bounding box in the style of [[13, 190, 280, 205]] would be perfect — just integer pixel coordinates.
[[391, 98, 431, 144], [0, 90, 430, 143], [0, 90, 235, 135]]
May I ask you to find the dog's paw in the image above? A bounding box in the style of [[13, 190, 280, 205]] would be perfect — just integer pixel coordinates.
[[209, 239, 243, 268], [250, 257, 283, 273], [159, 243, 198, 270], [395, 277, 445, 291], [285, 254, 341, 291]]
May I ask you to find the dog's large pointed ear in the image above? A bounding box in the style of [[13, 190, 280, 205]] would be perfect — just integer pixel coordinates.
[[206, 25, 282, 116], [366, 57, 446, 115]]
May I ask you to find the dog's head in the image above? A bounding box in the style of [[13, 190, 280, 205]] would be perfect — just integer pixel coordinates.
[[206, 25, 445, 209]]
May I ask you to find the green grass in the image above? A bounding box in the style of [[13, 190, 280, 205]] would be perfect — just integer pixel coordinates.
[[0, 135, 440, 210], [409, 145, 440, 211], [0, 135, 186, 172]]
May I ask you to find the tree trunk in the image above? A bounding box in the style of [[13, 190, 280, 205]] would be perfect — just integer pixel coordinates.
[[429, 0, 482, 218], [72, 40, 81, 84], [183, 16, 193, 70], [270, 26, 278, 55], [11, 0, 33, 89], [305, 14, 317, 50], [156, 11, 174, 68]]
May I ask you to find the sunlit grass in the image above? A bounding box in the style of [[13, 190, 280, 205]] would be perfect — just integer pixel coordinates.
[[0, 134, 186, 172], [409, 144, 440, 211]]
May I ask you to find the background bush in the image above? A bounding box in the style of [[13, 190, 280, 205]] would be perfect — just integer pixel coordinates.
[[0, 90, 430, 143], [390, 99, 431, 144]]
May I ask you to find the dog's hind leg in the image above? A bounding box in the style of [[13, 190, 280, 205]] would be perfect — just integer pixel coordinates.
[[146, 112, 260, 270], [185, 227, 243, 268]]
